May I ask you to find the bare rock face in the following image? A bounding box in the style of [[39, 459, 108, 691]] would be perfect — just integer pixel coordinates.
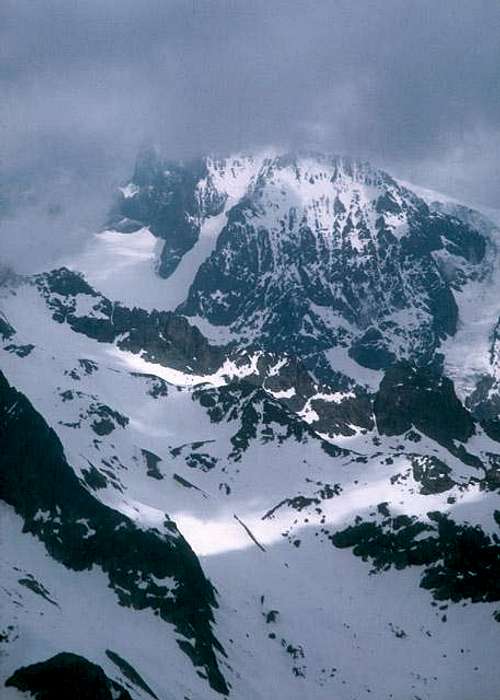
[[374, 361, 475, 446], [6, 653, 133, 700]]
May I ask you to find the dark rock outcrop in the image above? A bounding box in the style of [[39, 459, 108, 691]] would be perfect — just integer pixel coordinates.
[[5, 652, 132, 700], [374, 361, 475, 446], [34, 268, 228, 374]]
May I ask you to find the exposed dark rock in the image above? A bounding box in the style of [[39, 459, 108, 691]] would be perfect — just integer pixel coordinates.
[[81, 464, 107, 490], [34, 267, 228, 375], [374, 361, 475, 446], [43, 268, 98, 298], [4, 343, 34, 357], [141, 448, 163, 480], [331, 510, 500, 608], [131, 372, 169, 399], [309, 390, 374, 436], [349, 327, 396, 370], [17, 575, 58, 607], [89, 403, 129, 436], [411, 456, 455, 494], [0, 315, 15, 340], [5, 652, 132, 700], [194, 380, 348, 461]]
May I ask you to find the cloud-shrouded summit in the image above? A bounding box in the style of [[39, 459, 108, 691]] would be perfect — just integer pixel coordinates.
[[1, 0, 499, 270]]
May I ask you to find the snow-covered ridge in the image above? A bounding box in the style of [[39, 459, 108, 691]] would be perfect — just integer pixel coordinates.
[[399, 179, 500, 228]]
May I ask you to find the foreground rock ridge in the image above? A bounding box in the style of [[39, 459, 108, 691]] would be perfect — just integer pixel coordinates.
[[1, 149, 499, 700]]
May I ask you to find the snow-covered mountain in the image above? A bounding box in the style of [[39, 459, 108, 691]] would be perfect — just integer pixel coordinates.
[[1, 149, 499, 700]]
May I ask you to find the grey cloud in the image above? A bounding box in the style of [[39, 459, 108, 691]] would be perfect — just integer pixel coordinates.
[[1, 0, 499, 270]]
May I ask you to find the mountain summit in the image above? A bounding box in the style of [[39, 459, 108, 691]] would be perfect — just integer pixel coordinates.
[[1, 149, 499, 700], [106, 150, 492, 378]]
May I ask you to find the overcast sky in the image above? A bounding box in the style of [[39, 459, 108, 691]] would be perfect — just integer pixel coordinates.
[[1, 0, 499, 270]]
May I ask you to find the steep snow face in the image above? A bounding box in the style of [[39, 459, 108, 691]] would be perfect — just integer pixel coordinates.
[[153, 155, 269, 310], [201, 153, 273, 201], [440, 237, 500, 398]]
